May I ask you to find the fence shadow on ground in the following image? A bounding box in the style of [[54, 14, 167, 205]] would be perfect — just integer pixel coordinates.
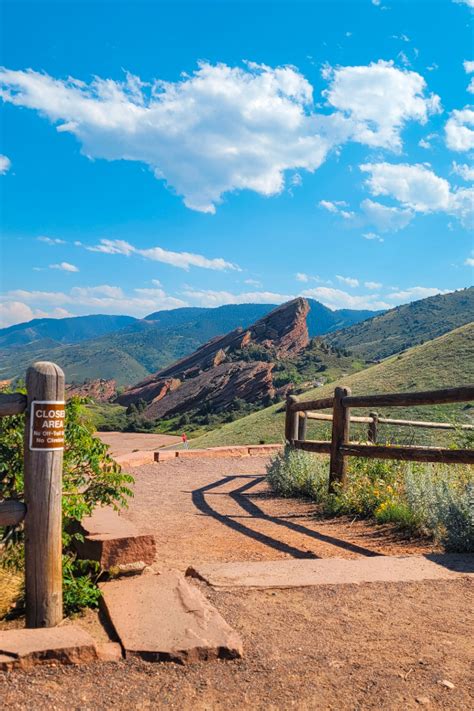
[[191, 474, 380, 558]]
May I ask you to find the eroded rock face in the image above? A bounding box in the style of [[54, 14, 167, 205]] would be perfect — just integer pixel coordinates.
[[117, 298, 309, 418], [66, 378, 117, 402]]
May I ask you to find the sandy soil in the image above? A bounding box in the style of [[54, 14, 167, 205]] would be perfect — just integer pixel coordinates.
[[96, 432, 181, 456], [1, 457, 472, 710], [122, 457, 438, 569]]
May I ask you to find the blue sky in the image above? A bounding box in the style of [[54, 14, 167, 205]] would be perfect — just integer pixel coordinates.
[[0, 0, 473, 326]]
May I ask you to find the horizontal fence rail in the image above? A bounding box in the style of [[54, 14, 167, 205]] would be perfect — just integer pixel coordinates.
[[285, 385, 474, 493], [0, 499, 27, 526], [0, 392, 27, 417], [342, 385, 474, 409]]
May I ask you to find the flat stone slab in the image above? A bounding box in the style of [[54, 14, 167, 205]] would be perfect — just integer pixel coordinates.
[[100, 571, 243, 663], [0, 626, 98, 671], [73, 506, 156, 569], [187, 554, 474, 589]]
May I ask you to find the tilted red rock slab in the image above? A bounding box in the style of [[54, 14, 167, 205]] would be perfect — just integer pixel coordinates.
[[0, 626, 98, 671], [100, 571, 243, 663]]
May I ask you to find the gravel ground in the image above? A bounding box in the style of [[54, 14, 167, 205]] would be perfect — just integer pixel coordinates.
[[1, 457, 472, 710]]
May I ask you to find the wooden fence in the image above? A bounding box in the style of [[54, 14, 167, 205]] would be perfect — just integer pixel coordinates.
[[285, 385, 474, 493], [0, 362, 64, 627]]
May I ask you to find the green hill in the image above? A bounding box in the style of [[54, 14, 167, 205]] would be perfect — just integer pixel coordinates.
[[191, 322, 474, 449], [325, 287, 474, 361]]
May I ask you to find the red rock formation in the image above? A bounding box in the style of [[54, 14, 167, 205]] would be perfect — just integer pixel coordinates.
[[116, 298, 309, 418], [66, 379, 117, 402]]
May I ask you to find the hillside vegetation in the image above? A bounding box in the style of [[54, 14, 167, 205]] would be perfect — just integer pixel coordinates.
[[191, 322, 474, 448], [0, 299, 377, 384], [325, 287, 474, 360]]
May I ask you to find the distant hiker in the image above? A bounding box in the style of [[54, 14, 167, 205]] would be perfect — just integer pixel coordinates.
[[181, 432, 189, 449]]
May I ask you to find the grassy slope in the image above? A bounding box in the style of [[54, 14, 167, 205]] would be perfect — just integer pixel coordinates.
[[191, 322, 474, 448], [326, 287, 474, 360]]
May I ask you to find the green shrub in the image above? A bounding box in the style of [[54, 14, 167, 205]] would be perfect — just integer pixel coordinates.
[[404, 464, 474, 551], [266, 449, 474, 552], [0, 396, 134, 616], [266, 446, 328, 502]]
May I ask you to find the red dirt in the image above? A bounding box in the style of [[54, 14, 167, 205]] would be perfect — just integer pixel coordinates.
[[1, 456, 472, 710]]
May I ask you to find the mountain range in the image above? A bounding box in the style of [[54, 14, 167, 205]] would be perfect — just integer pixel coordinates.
[[0, 300, 378, 385]]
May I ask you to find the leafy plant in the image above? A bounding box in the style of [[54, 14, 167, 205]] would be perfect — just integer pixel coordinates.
[[266, 446, 327, 502]]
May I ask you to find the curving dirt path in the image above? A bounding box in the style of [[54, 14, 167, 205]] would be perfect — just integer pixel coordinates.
[[1, 456, 472, 710], [122, 456, 438, 569]]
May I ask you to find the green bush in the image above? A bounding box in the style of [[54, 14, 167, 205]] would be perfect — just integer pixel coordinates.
[[266, 446, 327, 502], [266, 448, 474, 552], [0, 396, 134, 616]]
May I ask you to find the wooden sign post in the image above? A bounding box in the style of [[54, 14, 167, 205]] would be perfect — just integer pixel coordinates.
[[23, 362, 65, 628]]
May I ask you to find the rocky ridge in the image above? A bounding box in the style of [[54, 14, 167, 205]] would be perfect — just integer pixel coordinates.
[[116, 298, 310, 419]]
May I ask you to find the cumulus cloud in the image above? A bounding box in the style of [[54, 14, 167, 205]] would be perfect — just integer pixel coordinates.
[[0, 301, 71, 328], [323, 60, 441, 150], [0, 154, 11, 175], [387, 286, 450, 302], [336, 275, 359, 287], [453, 0, 474, 8], [49, 261, 79, 272], [451, 162, 474, 181], [362, 231, 384, 242], [38, 236, 66, 245], [86, 238, 239, 271], [445, 108, 474, 151], [465, 252, 474, 266], [2, 284, 187, 319], [361, 198, 414, 232], [361, 162, 451, 212], [365, 281, 382, 289], [360, 162, 474, 226], [0, 61, 440, 212], [301, 286, 390, 310], [180, 288, 291, 307], [296, 272, 309, 282]]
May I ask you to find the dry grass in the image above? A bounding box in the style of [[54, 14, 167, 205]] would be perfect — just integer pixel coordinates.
[[0, 566, 23, 619]]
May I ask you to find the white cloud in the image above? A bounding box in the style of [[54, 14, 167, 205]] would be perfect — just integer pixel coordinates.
[[49, 261, 79, 272], [0, 61, 440, 212], [465, 251, 474, 266], [361, 198, 414, 232], [361, 162, 451, 212], [0, 154, 11, 175], [86, 238, 239, 271], [361, 162, 474, 226], [362, 232, 384, 242], [365, 281, 382, 289], [336, 274, 359, 287], [38, 236, 66, 245], [323, 60, 441, 150], [301, 286, 390, 310], [3, 284, 187, 318], [387, 286, 450, 302], [180, 288, 291, 307], [0, 301, 72, 328], [318, 199, 348, 213], [453, 0, 474, 7], [445, 107, 474, 152], [296, 272, 309, 282], [243, 278, 262, 287]]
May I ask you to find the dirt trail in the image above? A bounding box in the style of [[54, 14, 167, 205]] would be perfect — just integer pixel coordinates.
[[2, 456, 472, 710], [122, 457, 437, 569]]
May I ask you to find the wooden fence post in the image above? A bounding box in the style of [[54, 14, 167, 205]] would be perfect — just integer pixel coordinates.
[[285, 395, 299, 444], [368, 411, 378, 444], [24, 362, 65, 628], [329, 386, 351, 493], [298, 412, 308, 442]]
